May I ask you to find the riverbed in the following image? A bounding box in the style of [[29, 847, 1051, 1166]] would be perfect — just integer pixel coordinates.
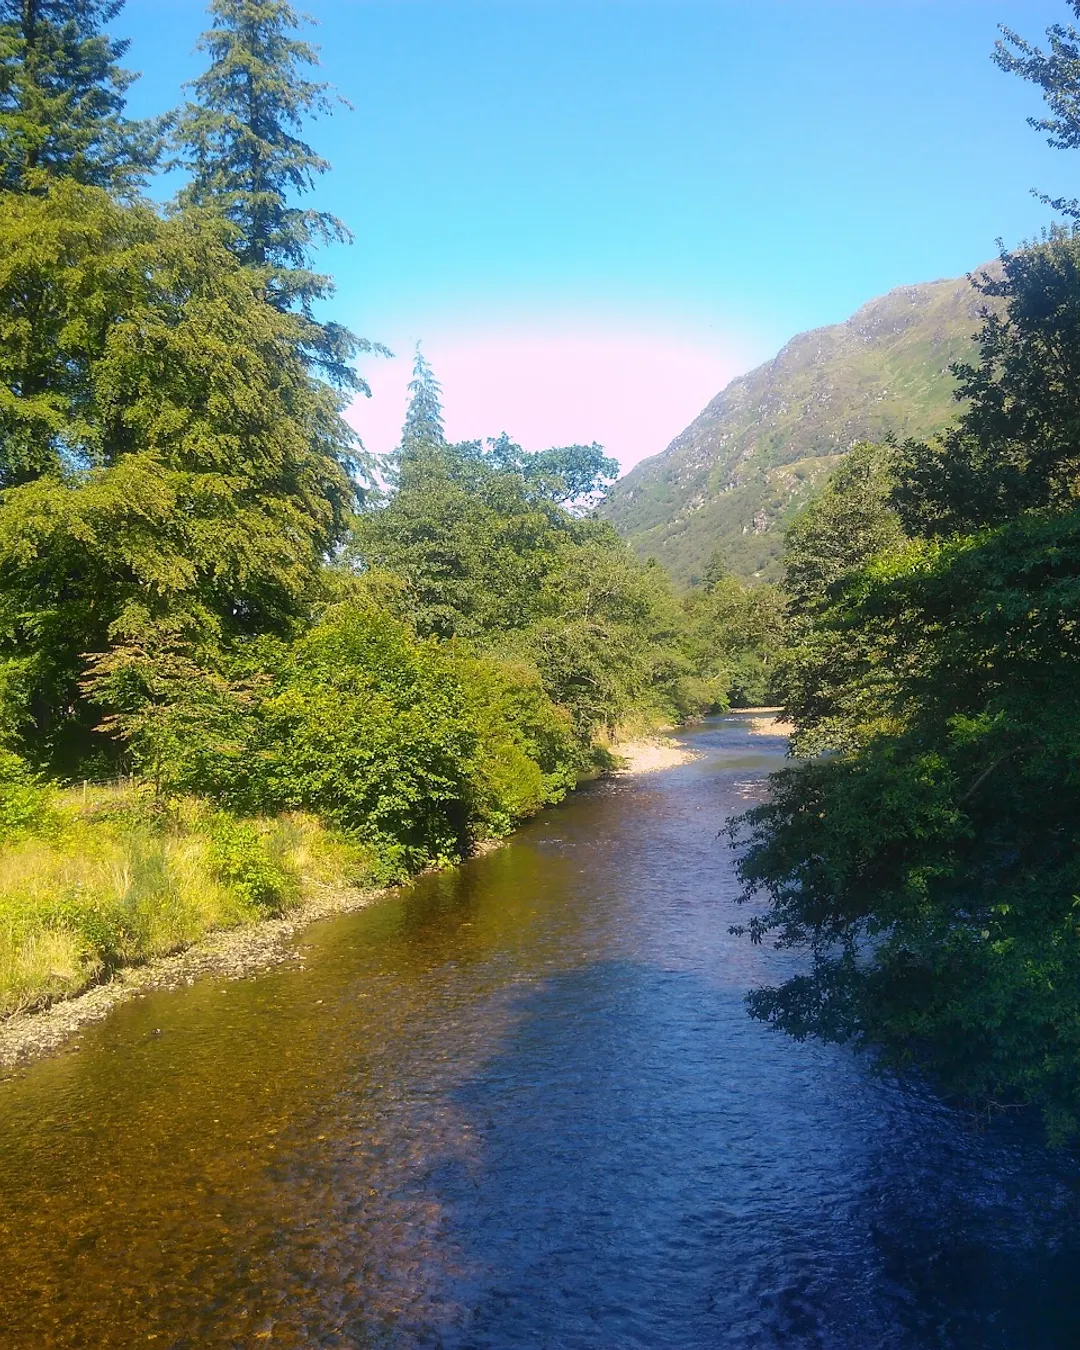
[[1, 714, 1079, 1348]]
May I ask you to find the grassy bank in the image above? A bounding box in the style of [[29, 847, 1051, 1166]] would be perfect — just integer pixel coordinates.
[[0, 708, 707, 1022], [0, 782, 375, 1018]]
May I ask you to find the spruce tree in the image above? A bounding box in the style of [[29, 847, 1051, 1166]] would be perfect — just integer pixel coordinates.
[[402, 344, 445, 451], [172, 0, 345, 302], [0, 0, 153, 193], [171, 0, 385, 397]]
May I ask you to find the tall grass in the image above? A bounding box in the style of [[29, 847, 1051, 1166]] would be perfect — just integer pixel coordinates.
[[0, 785, 373, 1017]]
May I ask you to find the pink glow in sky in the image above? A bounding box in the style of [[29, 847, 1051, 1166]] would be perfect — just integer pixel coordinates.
[[348, 325, 756, 475]]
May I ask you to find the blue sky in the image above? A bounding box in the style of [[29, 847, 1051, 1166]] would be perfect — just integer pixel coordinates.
[[120, 1, 1071, 469]]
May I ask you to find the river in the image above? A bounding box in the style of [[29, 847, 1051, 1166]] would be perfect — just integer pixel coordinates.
[[1, 715, 1079, 1348]]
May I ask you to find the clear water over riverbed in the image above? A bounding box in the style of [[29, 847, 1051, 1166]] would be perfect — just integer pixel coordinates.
[[2, 715, 1080, 1348]]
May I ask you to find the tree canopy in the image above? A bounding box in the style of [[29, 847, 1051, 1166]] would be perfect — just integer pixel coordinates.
[[0, 0, 154, 193], [0, 181, 359, 770], [733, 233, 1080, 1139], [349, 436, 708, 740], [170, 0, 375, 391], [401, 343, 445, 451]]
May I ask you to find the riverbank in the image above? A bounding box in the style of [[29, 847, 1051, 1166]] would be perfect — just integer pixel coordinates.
[[0, 741, 692, 1072], [0, 879, 381, 1070], [610, 711, 793, 770], [610, 735, 704, 774], [742, 706, 797, 738], [0, 834, 525, 1073]]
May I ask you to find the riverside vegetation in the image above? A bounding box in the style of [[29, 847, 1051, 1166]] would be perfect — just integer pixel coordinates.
[[7, 0, 1080, 1162], [731, 2, 1080, 1143], [0, 0, 778, 1018]]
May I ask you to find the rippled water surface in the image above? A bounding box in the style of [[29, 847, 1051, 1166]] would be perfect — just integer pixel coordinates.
[[3, 715, 1080, 1348]]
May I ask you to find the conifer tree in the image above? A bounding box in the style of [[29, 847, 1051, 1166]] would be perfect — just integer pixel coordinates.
[[0, 0, 153, 193], [0, 184, 360, 767], [401, 343, 446, 451], [172, 0, 345, 302], [171, 0, 385, 397]]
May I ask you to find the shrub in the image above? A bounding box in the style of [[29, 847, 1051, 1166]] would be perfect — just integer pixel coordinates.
[[0, 750, 52, 841], [206, 815, 297, 913]]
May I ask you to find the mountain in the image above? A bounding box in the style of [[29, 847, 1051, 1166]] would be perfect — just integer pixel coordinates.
[[600, 267, 997, 583]]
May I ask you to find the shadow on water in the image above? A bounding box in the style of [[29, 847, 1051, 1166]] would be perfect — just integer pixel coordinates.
[[1, 715, 1079, 1348]]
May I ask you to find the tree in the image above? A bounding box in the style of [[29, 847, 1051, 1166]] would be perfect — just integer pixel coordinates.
[[0, 0, 154, 194], [484, 432, 618, 509], [701, 551, 729, 592], [520, 442, 618, 510], [995, 1, 1080, 215], [783, 442, 904, 615], [351, 439, 580, 642], [731, 232, 1080, 1139], [173, 0, 341, 286], [350, 438, 702, 741], [170, 0, 377, 391], [683, 576, 787, 709], [0, 183, 359, 769], [893, 240, 1080, 536], [162, 597, 581, 878], [401, 343, 445, 452]]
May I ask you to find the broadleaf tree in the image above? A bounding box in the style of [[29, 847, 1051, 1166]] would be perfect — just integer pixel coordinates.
[[995, 0, 1080, 214]]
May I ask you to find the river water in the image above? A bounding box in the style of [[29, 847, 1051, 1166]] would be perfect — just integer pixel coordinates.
[[2, 715, 1080, 1348]]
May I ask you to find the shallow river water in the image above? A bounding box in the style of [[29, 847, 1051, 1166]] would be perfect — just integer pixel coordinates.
[[2, 715, 1080, 1348]]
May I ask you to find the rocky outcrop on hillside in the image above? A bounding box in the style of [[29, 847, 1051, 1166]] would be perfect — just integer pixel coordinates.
[[600, 266, 998, 582]]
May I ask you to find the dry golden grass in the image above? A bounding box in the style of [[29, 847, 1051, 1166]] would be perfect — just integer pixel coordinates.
[[0, 788, 371, 1017]]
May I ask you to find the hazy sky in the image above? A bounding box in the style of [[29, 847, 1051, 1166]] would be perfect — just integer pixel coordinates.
[[121, 0, 1070, 470]]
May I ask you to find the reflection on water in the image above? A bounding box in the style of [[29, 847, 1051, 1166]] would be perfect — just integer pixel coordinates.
[[2, 715, 1079, 1348]]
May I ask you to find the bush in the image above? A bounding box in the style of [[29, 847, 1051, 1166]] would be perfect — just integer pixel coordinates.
[[456, 653, 581, 835], [240, 601, 583, 879], [0, 750, 52, 841], [206, 815, 297, 913]]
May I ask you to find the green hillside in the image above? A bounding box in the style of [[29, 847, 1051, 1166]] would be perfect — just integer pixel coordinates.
[[600, 267, 998, 582]]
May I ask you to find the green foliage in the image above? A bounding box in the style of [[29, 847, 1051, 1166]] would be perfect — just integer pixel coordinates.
[[168, 0, 381, 397], [682, 572, 787, 708], [0, 181, 357, 770], [734, 234, 1080, 1138], [458, 654, 579, 833], [83, 615, 263, 801], [89, 592, 584, 883], [0, 0, 155, 194], [894, 236, 1080, 535], [352, 439, 703, 740], [353, 438, 587, 641], [505, 541, 699, 736], [0, 748, 50, 839], [486, 434, 619, 509], [251, 602, 478, 875], [401, 342, 445, 450], [0, 787, 356, 1014], [172, 1, 341, 288], [206, 813, 295, 912], [995, 2, 1080, 216], [783, 442, 905, 615]]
